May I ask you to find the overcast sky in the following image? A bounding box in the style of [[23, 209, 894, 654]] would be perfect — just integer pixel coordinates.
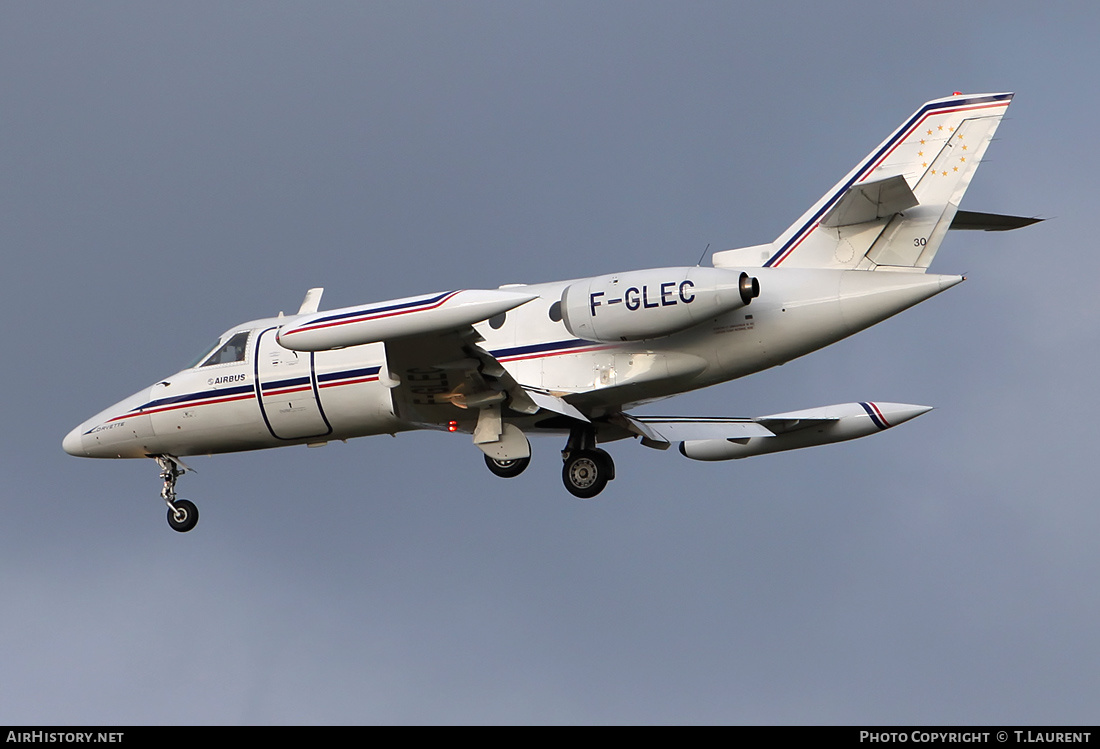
[[2, 1, 1097, 725]]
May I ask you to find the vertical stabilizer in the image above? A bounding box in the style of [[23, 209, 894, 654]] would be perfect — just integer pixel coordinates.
[[759, 93, 1013, 271]]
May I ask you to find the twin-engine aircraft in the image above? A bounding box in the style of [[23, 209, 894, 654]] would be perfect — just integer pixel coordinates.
[[64, 92, 1038, 532]]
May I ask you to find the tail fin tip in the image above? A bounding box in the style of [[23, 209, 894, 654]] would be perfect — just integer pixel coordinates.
[[762, 92, 1015, 271]]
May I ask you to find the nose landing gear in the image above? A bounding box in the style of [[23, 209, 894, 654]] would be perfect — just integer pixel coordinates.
[[154, 455, 199, 533]]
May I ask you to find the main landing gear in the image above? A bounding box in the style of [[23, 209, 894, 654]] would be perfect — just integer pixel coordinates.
[[154, 455, 199, 533], [480, 424, 617, 499], [484, 454, 531, 478], [561, 426, 615, 499]]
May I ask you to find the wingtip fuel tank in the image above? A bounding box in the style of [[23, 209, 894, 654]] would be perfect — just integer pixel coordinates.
[[679, 402, 932, 461]]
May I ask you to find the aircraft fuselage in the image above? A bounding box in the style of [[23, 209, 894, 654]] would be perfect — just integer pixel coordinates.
[[64, 267, 960, 460]]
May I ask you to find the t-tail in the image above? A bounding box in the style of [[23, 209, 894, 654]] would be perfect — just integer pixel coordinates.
[[713, 92, 1030, 272]]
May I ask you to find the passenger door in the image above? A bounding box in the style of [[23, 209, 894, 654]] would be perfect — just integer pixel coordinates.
[[254, 327, 332, 440]]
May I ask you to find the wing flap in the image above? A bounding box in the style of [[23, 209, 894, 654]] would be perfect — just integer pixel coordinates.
[[523, 388, 590, 423], [383, 327, 595, 431], [755, 415, 839, 434], [626, 416, 775, 443]]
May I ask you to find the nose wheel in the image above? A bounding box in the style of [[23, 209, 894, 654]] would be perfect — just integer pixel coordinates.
[[154, 455, 199, 533], [167, 499, 199, 533]]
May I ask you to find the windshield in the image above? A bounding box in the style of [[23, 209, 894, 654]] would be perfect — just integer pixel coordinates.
[[187, 331, 251, 369]]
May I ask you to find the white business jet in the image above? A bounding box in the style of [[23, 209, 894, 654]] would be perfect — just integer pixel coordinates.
[[64, 92, 1038, 532]]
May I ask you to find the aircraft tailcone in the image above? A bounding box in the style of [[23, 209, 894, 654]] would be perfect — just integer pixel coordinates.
[[838, 271, 962, 333]]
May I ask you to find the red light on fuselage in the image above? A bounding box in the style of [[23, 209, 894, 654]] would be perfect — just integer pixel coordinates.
[[448, 421, 459, 432]]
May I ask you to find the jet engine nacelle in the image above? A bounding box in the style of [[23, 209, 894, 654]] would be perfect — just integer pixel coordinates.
[[560, 267, 759, 342]]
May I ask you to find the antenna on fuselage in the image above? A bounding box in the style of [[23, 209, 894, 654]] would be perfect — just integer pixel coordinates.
[[696, 244, 710, 267], [298, 287, 324, 315]]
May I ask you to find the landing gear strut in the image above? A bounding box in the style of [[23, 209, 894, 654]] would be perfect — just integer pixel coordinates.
[[155, 455, 199, 533], [561, 426, 615, 499]]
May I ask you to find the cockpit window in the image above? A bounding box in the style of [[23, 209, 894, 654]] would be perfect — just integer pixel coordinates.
[[186, 343, 218, 370], [194, 331, 251, 368]]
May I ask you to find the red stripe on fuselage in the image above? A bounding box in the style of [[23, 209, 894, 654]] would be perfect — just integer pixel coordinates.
[[105, 392, 258, 424], [261, 385, 314, 397]]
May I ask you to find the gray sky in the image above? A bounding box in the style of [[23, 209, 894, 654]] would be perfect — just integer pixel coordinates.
[[2, 1, 1096, 724]]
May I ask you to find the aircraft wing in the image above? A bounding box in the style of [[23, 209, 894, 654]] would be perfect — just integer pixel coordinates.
[[629, 403, 930, 463], [277, 288, 576, 434], [277, 288, 537, 351], [625, 405, 875, 446], [381, 326, 595, 460], [381, 326, 542, 424]]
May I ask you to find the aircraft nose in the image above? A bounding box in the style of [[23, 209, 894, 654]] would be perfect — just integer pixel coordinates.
[[62, 424, 86, 457]]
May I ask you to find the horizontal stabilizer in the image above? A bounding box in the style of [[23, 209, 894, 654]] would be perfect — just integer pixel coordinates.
[[949, 210, 1044, 231], [819, 175, 919, 228]]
